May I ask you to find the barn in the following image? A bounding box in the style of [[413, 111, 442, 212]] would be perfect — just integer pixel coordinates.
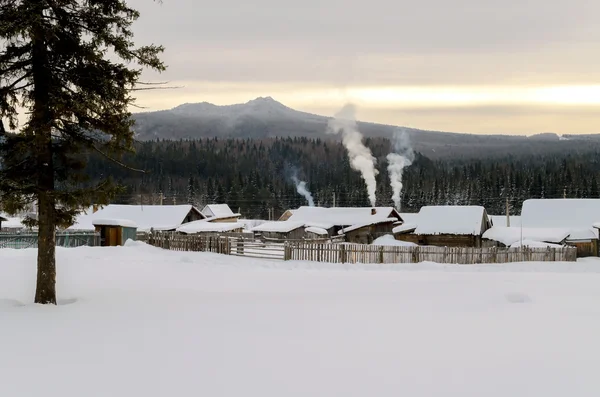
[[394, 206, 492, 248]]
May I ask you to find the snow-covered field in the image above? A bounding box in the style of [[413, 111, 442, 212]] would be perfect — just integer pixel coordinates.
[[2, 242, 600, 396]]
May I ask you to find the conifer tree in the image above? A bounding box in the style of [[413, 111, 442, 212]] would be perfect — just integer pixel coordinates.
[[0, 0, 165, 304]]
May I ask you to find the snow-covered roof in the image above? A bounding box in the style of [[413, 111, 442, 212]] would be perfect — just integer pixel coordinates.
[[92, 219, 137, 228], [304, 221, 334, 230], [177, 220, 245, 234], [339, 218, 397, 234], [414, 206, 489, 236], [201, 204, 241, 220], [305, 226, 329, 236], [392, 223, 417, 234], [372, 234, 418, 247], [69, 205, 201, 232], [0, 213, 25, 228], [287, 207, 402, 227], [521, 199, 600, 240], [251, 221, 305, 233], [490, 215, 522, 227], [483, 226, 570, 246], [510, 239, 564, 249]]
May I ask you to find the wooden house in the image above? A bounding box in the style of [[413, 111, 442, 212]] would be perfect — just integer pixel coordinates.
[[93, 219, 137, 246], [201, 204, 241, 223], [341, 219, 397, 244], [394, 206, 492, 248], [251, 221, 305, 240], [284, 206, 403, 236], [521, 199, 600, 257]]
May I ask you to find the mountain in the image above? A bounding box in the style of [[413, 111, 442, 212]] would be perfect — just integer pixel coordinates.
[[132, 97, 600, 159]]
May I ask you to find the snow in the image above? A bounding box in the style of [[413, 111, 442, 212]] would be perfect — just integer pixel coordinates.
[[177, 221, 245, 234], [372, 234, 418, 247], [490, 215, 522, 227], [522, 199, 600, 240], [287, 206, 401, 227], [483, 227, 570, 246], [251, 221, 305, 233], [92, 219, 137, 228], [399, 212, 419, 224], [69, 204, 201, 232], [510, 239, 565, 248], [201, 204, 241, 220], [414, 205, 488, 235], [305, 226, 329, 235], [304, 221, 334, 230], [2, 245, 600, 397], [392, 222, 417, 234]]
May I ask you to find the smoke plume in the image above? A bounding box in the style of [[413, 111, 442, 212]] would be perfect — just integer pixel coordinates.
[[387, 129, 414, 210], [292, 176, 315, 207], [327, 104, 378, 206]]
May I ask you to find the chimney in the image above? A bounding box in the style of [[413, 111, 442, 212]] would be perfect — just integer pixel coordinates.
[[93, 204, 98, 213], [371, 208, 377, 215]]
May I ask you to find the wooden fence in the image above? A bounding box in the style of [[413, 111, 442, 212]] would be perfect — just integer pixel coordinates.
[[286, 243, 577, 264], [140, 232, 577, 264]]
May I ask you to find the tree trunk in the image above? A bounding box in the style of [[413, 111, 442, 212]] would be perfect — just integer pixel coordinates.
[[36, 190, 56, 305], [32, 3, 57, 305]]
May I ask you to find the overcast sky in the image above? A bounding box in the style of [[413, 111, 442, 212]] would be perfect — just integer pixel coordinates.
[[129, 0, 600, 135]]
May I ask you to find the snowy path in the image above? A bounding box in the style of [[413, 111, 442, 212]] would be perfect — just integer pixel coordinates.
[[1, 243, 600, 397]]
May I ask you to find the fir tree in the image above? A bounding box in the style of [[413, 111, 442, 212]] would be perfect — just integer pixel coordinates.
[[0, 0, 164, 304]]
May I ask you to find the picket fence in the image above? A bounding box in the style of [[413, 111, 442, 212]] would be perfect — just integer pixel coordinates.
[[139, 232, 577, 264]]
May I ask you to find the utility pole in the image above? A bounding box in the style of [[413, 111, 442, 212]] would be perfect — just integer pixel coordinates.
[[506, 196, 510, 227], [159, 192, 164, 205]]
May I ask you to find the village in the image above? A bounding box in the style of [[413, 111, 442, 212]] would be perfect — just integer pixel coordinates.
[[1, 198, 596, 263]]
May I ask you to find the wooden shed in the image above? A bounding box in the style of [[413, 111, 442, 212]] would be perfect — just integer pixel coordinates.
[[521, 199, 600, 257], [251, 221, 305, 240], [394, 206, 492, 248], [93, 219, 137, 247], [201, 204, 242, 223]]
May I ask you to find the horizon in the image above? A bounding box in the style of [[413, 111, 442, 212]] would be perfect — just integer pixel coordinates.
[[130, 95, 590, 137], [124, 0, 600, 136]]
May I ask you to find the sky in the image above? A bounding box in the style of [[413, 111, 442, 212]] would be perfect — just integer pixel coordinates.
[[129, 0, 600, 135]]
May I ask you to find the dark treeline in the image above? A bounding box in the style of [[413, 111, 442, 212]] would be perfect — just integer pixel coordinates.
[[84, 137, 600, 219]]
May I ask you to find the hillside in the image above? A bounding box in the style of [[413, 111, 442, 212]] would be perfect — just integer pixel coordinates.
[[132, 97, 600, 159]]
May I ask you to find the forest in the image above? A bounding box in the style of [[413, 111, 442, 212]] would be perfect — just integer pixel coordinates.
[[84, 137, 600, 219]]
